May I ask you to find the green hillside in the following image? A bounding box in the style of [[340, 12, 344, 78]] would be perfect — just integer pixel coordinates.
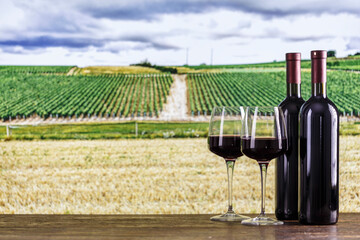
[[187, 55, 360, 71]]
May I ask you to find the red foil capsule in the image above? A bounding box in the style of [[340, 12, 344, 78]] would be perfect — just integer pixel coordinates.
[[286, 53, 301, 84], [311, 50, 327, 83]]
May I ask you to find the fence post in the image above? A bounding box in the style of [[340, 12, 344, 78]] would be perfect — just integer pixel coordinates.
[[135, 122, 138, 137]]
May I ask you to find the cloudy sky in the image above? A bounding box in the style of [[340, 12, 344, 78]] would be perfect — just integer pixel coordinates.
[[0, 0, 359, 66]]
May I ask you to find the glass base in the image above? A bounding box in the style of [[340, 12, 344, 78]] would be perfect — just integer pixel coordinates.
[[241, 215, 284, 225], [211, 212, 250, 222]]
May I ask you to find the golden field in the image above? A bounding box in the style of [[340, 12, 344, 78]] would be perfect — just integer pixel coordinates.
[[0, 137, 359, 214], [76, 65, 220, 75], [78, 66, 161, 75]]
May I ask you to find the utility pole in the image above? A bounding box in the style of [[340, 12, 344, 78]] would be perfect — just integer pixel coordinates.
[[186, 48, 189, 65], [210, 48, 213, 65]]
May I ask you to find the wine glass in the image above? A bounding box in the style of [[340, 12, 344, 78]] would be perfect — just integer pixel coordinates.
[[241, 106, 287, 225], [208, 106, 250, 221]]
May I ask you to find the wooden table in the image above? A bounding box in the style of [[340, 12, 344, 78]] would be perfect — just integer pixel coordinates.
[[0, 214, 359, 239]]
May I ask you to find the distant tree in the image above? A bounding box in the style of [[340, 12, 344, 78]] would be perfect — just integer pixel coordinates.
[[327, 50, 336, 57], [130, 59, 177, 73], [355, 52, 360, 56], [132, 59, 152, 67]]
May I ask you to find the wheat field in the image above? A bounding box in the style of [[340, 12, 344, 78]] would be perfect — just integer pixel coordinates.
[[0, 137, 359, 214]]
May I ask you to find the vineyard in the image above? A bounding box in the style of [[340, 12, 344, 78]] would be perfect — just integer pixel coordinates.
[[0, 73, 173, 120], [187, 71, 360, 115], [0, 65, 75, 74], [0, 64, 359, 121]]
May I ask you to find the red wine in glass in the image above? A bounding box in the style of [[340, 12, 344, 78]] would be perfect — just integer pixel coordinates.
[[241, 137, 287, 162], [209, 135, 243, 159]]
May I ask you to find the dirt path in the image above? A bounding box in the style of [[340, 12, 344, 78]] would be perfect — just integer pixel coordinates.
[[159, 74, 188, 121], [66, 67, 77, 76]]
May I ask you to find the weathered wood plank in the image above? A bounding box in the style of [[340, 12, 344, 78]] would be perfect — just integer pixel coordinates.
[[0, 214, 359, 239]]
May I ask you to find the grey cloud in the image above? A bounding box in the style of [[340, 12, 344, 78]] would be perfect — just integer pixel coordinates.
[[0, 34, 180, 53], [211, 21, 251, 40], [1, 47, 28, 55], [150, 42, 179, 50], [1, 46, 47, 55], [79, 0, 360, 21], [28, 15, 84, 34], [346, 37, 360, 50], [283, 35, 333, 42], [211, 26, 282, 40], [80, 1, 206, 21], [212, 28, 334, 43], [238, 21, 252, 29], [121, 36, 180, 50], [13, 1, 101, 34], [0, 36, 104, 49], [212, 33, 244, 40], [211, 29, 279, 41]]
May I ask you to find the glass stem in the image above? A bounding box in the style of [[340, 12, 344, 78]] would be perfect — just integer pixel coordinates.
[[225, 159, 235, 213], [259, 163, 268, 217]]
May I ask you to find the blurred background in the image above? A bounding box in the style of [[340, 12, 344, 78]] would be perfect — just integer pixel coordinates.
[[0, 0, 359, 214], [1, 0, 359, 65]]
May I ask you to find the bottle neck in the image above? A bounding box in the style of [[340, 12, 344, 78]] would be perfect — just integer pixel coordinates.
[[312, 82, 327, 97], [311, 54, 327, 97], [287, 83, 301, 97]]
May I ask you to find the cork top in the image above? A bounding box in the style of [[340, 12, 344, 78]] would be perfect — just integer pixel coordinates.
[[311, 50, 327, 59], [311, 50, 327, 83], [286, 52, 301, 84], [286, 52, 301, 61]]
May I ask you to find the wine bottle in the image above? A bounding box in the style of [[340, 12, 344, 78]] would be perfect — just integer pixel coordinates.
[[276, 53, 304, 220], [299, 50, 339, 225]]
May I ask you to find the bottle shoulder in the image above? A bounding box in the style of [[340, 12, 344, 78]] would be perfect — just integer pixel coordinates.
[[300, 96, 339, 116], [279, 97, 305, 114]]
